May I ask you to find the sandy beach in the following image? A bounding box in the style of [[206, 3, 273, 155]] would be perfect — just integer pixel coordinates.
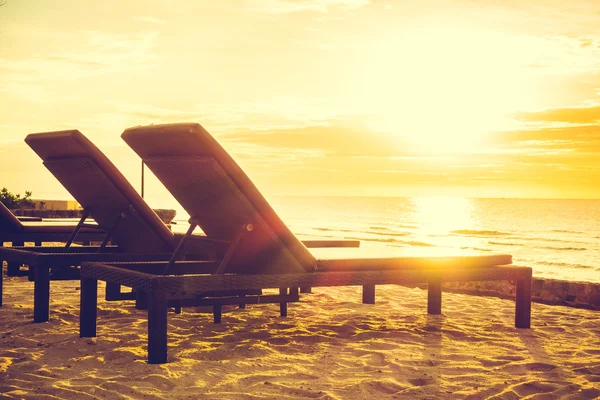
[[1, 275, 599, 399]]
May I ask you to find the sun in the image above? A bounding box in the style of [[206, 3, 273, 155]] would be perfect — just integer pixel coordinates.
[[355, 20, 538, 154]]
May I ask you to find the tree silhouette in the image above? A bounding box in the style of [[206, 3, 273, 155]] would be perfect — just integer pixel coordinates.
[[0, 188, 35, 209]]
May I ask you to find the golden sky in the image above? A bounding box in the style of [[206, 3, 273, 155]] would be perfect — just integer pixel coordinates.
[[1, 0, 600, 201]]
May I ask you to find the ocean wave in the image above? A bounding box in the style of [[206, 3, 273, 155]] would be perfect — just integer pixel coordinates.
[[489, 241, 523, 247], [397, 224, 419, 229], [541, 246, 587, 251], [317, 226, 412, 238], [451, 229, 509, 236], [296, 233, 336, 238], [346, 236, 435, 247], [489, 240, 587, 251], [370, 225, 417, 234], [370, 225, 418, 230], [368, 231, 411, 238], [512, 236, 585, 244], [527, 260, 595, 270], [460, 246, 493, 252], [550, 229, 585, 234], [314, 227, 356, 233]]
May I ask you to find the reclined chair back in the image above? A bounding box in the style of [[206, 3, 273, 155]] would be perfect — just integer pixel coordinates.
[[0, 201, 23, 233], [25, 130, 174, 253], [122, 123, 316, 274]]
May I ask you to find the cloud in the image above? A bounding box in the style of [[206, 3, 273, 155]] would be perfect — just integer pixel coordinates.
[[0, 30, 160, 103], [220, 125, 398, 157], [245, 0, 370, 14], [463, 0, 600, 37], [515, 106, 600, 124], [0, 30, 159, 84], [133, 16, 167, 25], [0, 82, 57, 104], [112, 96, 361, 134]]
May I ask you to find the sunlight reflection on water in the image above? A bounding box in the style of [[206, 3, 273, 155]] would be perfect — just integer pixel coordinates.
[[166, 196, 600, 282]]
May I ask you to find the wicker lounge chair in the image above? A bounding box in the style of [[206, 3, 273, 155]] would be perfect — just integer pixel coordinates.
[[0, 201, 106, 276], [1, 130, 352, 322], [0, 130, 213, 321], [80, 122, 532, 364]]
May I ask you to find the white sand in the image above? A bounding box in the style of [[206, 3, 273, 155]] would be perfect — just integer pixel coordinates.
[[1, 276, 599, 399]]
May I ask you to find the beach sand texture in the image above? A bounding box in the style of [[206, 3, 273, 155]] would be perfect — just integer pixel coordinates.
[[1, 276, 599, 399]]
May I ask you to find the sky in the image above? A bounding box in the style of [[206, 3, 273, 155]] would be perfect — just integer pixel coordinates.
[[1, 0, 600, 204]]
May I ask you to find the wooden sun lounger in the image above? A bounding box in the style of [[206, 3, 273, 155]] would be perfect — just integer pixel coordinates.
[[81, 257, 530, 364], [0, 130, 357, 322], [0, 130, 190, 321], [0, 201, 105, 276], [76, 122, 532, 364]]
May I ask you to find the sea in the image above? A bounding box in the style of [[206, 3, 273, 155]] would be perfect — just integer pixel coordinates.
[[167, 196, 600, 284]]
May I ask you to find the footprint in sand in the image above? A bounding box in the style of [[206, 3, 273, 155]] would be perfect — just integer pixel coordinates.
[[366, 352, 388, 367], [478, 359, 511, 368], [139, 374, 177, 391], [573, 366, 600, 375], [525, 362, 558, 372], [366, 379, 406, 395], [511, 380, 560, 396], [496, 355, 526, 362], [579, 388, 600, 398], [408, 377, 435, 387], [501, 362, 557, 373]]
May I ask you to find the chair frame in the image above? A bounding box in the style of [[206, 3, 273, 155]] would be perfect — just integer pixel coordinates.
[[77, 122, 533, 364], [80, 259, 531, 364], [1, 202, 106, 276]]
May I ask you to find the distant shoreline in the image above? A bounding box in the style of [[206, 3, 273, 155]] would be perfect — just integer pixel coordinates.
[[11, 208, 176, 224]]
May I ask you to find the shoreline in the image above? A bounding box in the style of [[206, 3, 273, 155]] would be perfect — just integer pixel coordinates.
[[442, 277, 600, 311], [10, 208, 177, 224]]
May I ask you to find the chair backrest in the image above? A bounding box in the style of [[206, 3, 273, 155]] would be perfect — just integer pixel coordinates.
[[25, 130, 174, 253], [122, 123, 316, 274], [0, 201, 23, 233]]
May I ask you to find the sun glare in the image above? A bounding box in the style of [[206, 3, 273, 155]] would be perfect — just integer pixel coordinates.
[[413, 196, 473, 236], [358, 21, 538, 154]]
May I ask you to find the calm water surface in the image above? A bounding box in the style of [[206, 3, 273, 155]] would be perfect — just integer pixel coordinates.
[[167, 197, 600, 283]]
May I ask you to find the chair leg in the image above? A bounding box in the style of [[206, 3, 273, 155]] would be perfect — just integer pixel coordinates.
[[515, 274, 532, 328], [362, 285, 375, 304], [6, 241, 23, 276], [80, 278, 98, 337], [148, 294, 168, 364], [105, 282, 121, 301], [279, 288, 288, 317], [6, 262, 18, 277], [136, 290, 149, 310], [427, 280, 442, 314], [213, 305, 222, 323], [33, 266, 50, 323], [0, 263, 3, 307]]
